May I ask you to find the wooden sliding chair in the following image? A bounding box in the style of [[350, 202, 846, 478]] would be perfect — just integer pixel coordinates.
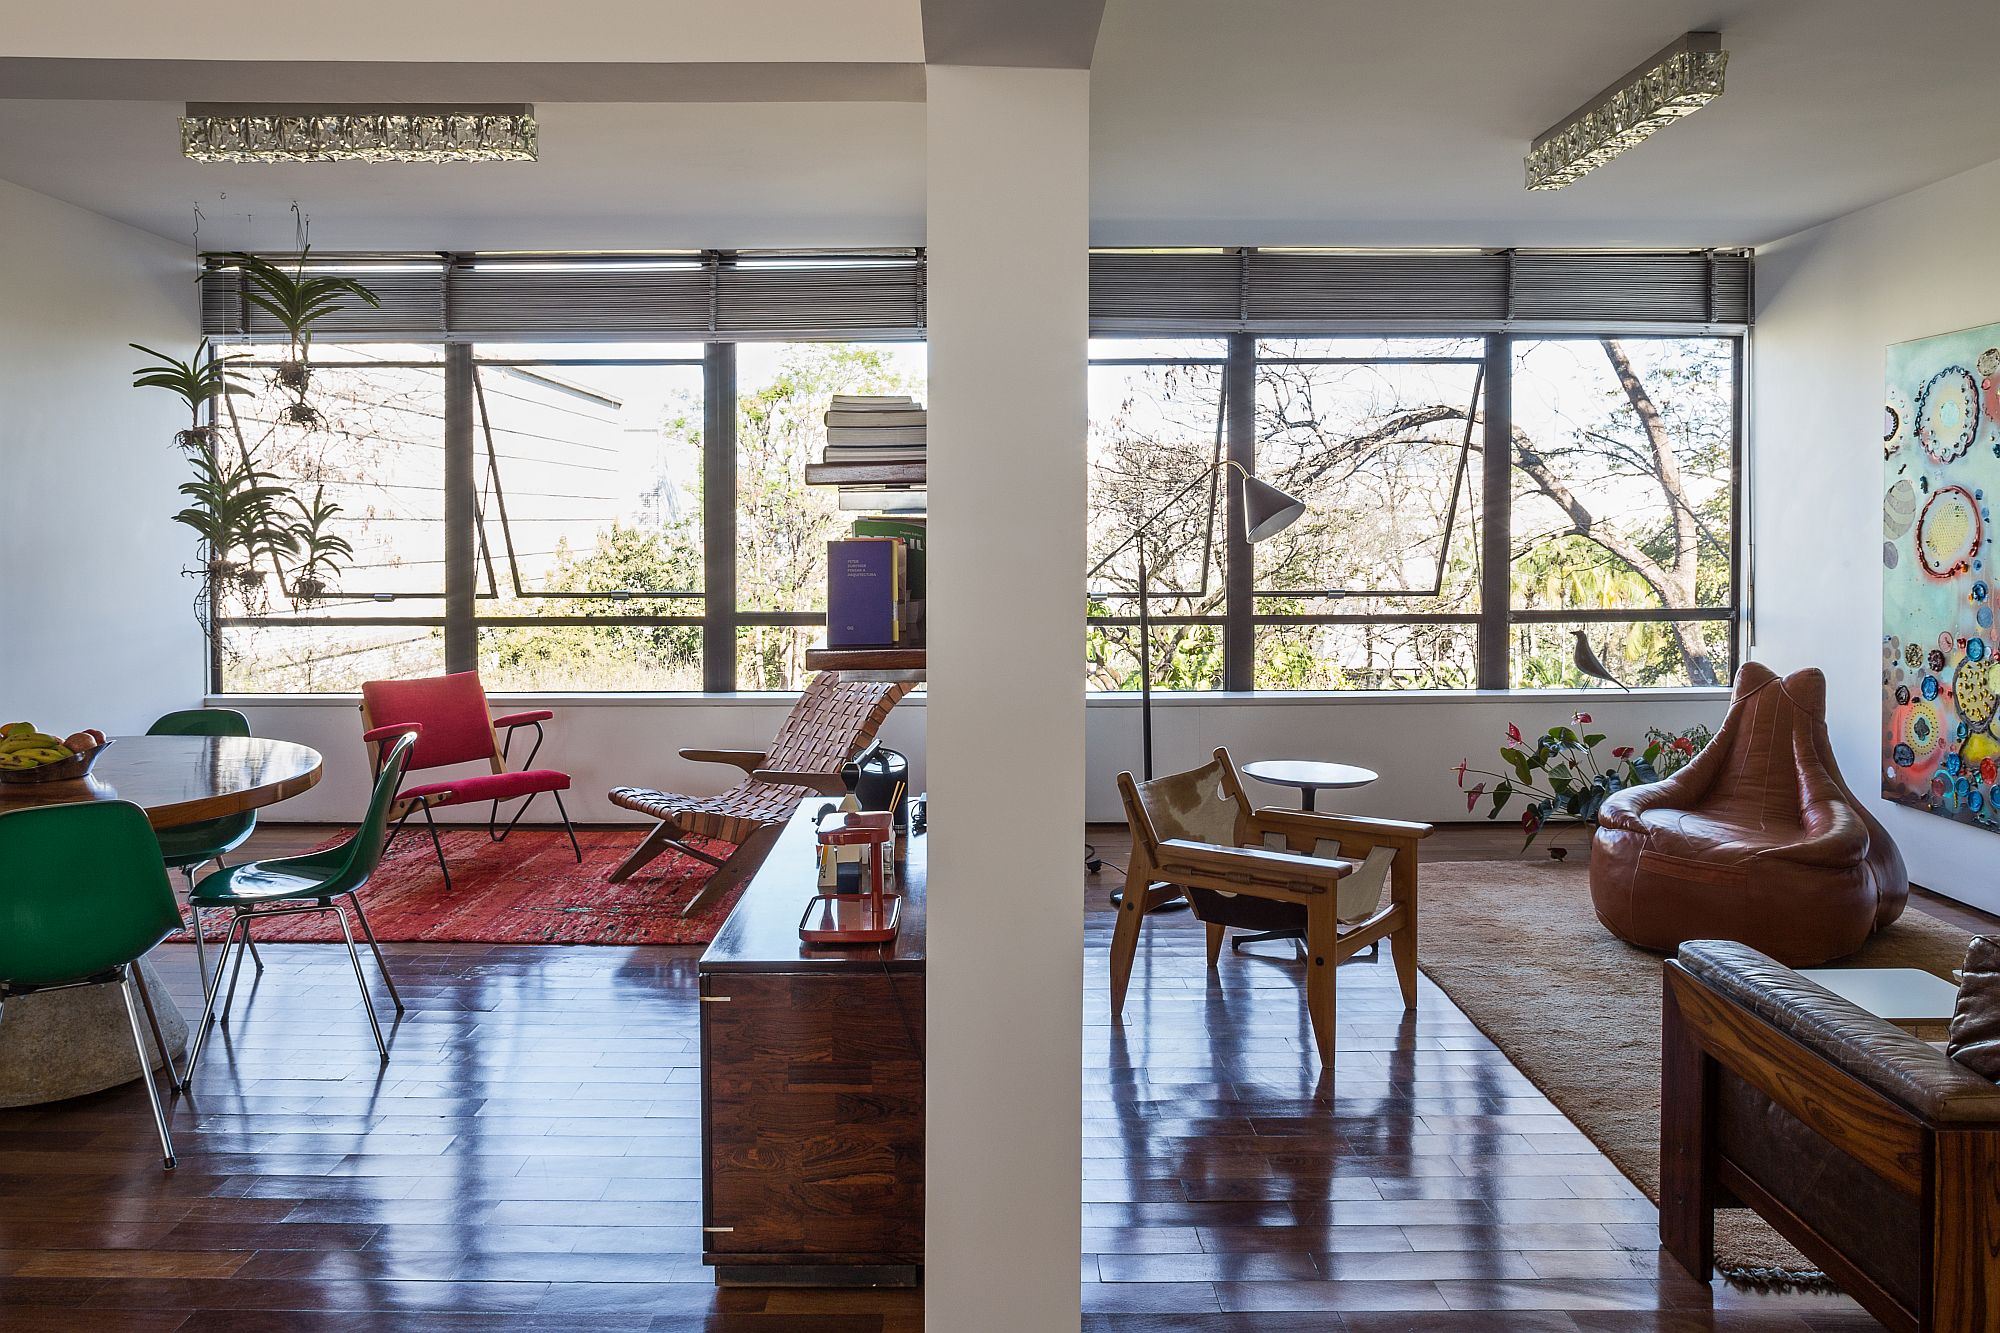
[[608, 673, 911, 917], [1110, 747, 1431, 1074]]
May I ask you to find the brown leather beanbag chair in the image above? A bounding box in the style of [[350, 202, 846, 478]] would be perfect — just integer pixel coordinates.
[[1590, 663, 1908, 967]]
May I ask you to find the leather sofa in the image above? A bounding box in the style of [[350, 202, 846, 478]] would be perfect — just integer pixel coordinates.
[[1591, 662, 1907, 966], [1663, 941, 2000, 1332]]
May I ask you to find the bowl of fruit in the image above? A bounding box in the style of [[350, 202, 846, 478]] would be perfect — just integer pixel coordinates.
[[0, 724, 111, 784]]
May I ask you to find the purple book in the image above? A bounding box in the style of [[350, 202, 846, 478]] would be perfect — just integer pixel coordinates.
[[826, 538, 903, 647]]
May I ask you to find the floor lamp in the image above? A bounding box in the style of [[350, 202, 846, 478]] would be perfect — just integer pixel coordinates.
[[1089, 459, 1306, 779], [1089, 460, 1305, 906]]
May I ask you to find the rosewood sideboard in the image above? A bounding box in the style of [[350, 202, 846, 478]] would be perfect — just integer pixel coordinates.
[[698, 800, 925, 1286]]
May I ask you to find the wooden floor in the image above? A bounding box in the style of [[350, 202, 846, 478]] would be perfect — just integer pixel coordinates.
[[0, 822, 1974, 1330]]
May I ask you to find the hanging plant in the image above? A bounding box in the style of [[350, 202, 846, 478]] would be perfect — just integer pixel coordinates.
[[285, 485, 354, 606], [130, 339, 248, 454], [222, 246, 380, 422], [172, 444, 300, 618]]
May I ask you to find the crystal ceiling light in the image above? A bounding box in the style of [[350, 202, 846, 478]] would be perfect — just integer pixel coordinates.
[[182, 104, 537, 164], [1525, 33, 1726, 191]]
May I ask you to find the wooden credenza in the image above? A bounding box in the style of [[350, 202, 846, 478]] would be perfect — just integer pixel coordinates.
[[698, 802, 925, 1286]]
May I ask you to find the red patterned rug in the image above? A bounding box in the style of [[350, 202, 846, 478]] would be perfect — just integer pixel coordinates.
[[170, 828, 741, 946]]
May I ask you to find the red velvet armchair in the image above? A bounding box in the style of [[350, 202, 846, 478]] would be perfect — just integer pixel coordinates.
[[359, 672, 580, 890]]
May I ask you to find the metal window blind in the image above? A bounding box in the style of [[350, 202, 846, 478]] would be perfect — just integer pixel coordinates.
[[201, 247, 1750, 341], [200, 250, 928, 343], [1091, 249, 1751, 332]]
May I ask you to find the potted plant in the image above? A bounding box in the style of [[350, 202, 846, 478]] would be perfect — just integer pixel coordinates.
[[1456, 712, 1714, 856], [130, 340, 248, 454], [286, 485, 354, 606], [222, 247, 380, 424]]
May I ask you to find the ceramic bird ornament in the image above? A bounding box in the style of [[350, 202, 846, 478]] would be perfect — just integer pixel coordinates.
[[1571, 630, 1630, 690]]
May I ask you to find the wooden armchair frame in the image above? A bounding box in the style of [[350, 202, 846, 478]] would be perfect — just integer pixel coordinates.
[[1110, 747, 1430, 1072]]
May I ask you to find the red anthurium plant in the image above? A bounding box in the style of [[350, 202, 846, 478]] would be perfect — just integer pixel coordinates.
[[1455, 713, 1714, 854]]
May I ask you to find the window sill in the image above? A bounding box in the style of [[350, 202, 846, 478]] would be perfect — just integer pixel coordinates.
[[209, 686, 1723, 708]]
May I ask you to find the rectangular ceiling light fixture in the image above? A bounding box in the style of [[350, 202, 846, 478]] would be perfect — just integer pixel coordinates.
[[182, 104, 537, 163], [1525, 33, 1725, 191]]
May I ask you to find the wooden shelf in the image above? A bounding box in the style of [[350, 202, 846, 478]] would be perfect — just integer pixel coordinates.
[[804, 461, 927, 488], [804, 646, 926, 683]]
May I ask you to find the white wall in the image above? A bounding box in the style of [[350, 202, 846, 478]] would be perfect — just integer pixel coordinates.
[[0, 177, 203, 731], [219, 688, 1726, 827], [221, 692, 926, 823], [924, 64, 1088, 1333], [1754, 154, 2000, 911], [1085, 689, 1729, 824]]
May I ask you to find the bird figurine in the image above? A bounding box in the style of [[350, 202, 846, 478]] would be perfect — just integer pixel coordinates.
[[1572, 630, 1630, 690]]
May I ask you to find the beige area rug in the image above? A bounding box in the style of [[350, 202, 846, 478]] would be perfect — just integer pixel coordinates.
[[1416, 858, 1974, 1273]]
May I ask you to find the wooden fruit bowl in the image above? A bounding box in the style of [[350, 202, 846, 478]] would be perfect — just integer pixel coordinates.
[[0, 739, 113, 785]]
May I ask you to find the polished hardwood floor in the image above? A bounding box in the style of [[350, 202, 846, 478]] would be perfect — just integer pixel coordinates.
[[0, 822, 1975, 1330]]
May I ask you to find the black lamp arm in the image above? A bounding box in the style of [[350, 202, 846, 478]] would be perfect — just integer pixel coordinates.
[[1085, 458, 1259, 582]]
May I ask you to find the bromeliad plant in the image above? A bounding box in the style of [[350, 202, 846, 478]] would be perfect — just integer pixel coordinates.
[[223, 247, 381, 424], [286, 485, 354, 606], [129, 339, 248, 454], [172, 447, 298, 587], [1455, 713, 1714, 854]]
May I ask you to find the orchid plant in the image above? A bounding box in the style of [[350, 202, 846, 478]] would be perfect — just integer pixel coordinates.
[[1455, 713, 1713, 855]]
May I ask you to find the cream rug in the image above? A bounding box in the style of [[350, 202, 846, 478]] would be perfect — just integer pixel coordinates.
[[1416, 858, 1975, 1273]]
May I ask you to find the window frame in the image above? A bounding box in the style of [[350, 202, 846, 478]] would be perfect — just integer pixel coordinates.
[[204, 337, 927, 695], [1086, 329, 1744, 693]]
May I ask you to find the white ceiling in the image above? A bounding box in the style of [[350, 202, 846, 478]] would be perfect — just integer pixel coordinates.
[[0, 0, 1996, 253], [1090, 0, 2000, 248], [0, 100, 925, 252]]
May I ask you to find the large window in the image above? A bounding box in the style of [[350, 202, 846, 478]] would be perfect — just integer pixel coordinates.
[[201, 250, 1742, 696], [215, 346, 447, 693], [1085, 332, 1740, 692], [209, 339, 926, 693]]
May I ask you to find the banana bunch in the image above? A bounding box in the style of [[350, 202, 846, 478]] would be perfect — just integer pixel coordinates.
[[0, 722, 105, 771]]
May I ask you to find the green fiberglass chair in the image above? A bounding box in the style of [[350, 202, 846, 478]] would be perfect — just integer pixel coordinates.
[[183, 731, 419, 1086], [147, 708, 262, 993], [0, 801, 187, 1168]]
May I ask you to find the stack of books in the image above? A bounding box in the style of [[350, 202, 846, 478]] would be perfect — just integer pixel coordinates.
[[822, 394, 926, 465], [827, 516, 927, 649]]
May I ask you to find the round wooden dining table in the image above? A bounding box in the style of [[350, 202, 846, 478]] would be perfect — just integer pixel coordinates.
[[0, 734, 322, 826], [0, 734, 324, 1108]]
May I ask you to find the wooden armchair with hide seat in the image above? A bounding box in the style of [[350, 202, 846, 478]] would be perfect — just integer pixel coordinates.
[[1110, 747, 1431, 1074], [608, 673, 911, 917]]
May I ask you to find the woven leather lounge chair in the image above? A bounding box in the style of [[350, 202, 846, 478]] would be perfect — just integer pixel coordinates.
[[609, 672, 911, 917]]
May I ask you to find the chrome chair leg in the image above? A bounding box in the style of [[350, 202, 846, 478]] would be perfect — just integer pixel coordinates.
[[120, 971, 176, 1169], [128, 962, 180, 1088], [347, 893, 405, 1014], [183, 914, 247, 1089], [182, 868, 210, 998], [334, 902, 389, 1061], [221, 913, 254, 1024]]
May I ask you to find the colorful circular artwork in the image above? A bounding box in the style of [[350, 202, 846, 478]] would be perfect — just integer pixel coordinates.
[[1959, 659, 1998, 725], [1887, 387, 1913, 457], [1917, 484, 1984, 576], [1906, 699, 1942, 756], [1884, 478, 1917, 539], [1907, 642, 1925, 668], [1918, 366, 1981, 463]]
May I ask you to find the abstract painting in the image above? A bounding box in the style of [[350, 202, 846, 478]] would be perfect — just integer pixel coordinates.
[[1883, 320, 2000, 827]]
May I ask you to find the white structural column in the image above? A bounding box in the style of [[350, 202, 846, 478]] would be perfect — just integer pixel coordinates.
[[924, 65, 1089, 1332]]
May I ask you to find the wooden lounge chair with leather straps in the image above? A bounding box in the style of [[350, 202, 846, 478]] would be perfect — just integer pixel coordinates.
[[1110, 746, 1431, 1079], [608, 672, 912, 918]]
